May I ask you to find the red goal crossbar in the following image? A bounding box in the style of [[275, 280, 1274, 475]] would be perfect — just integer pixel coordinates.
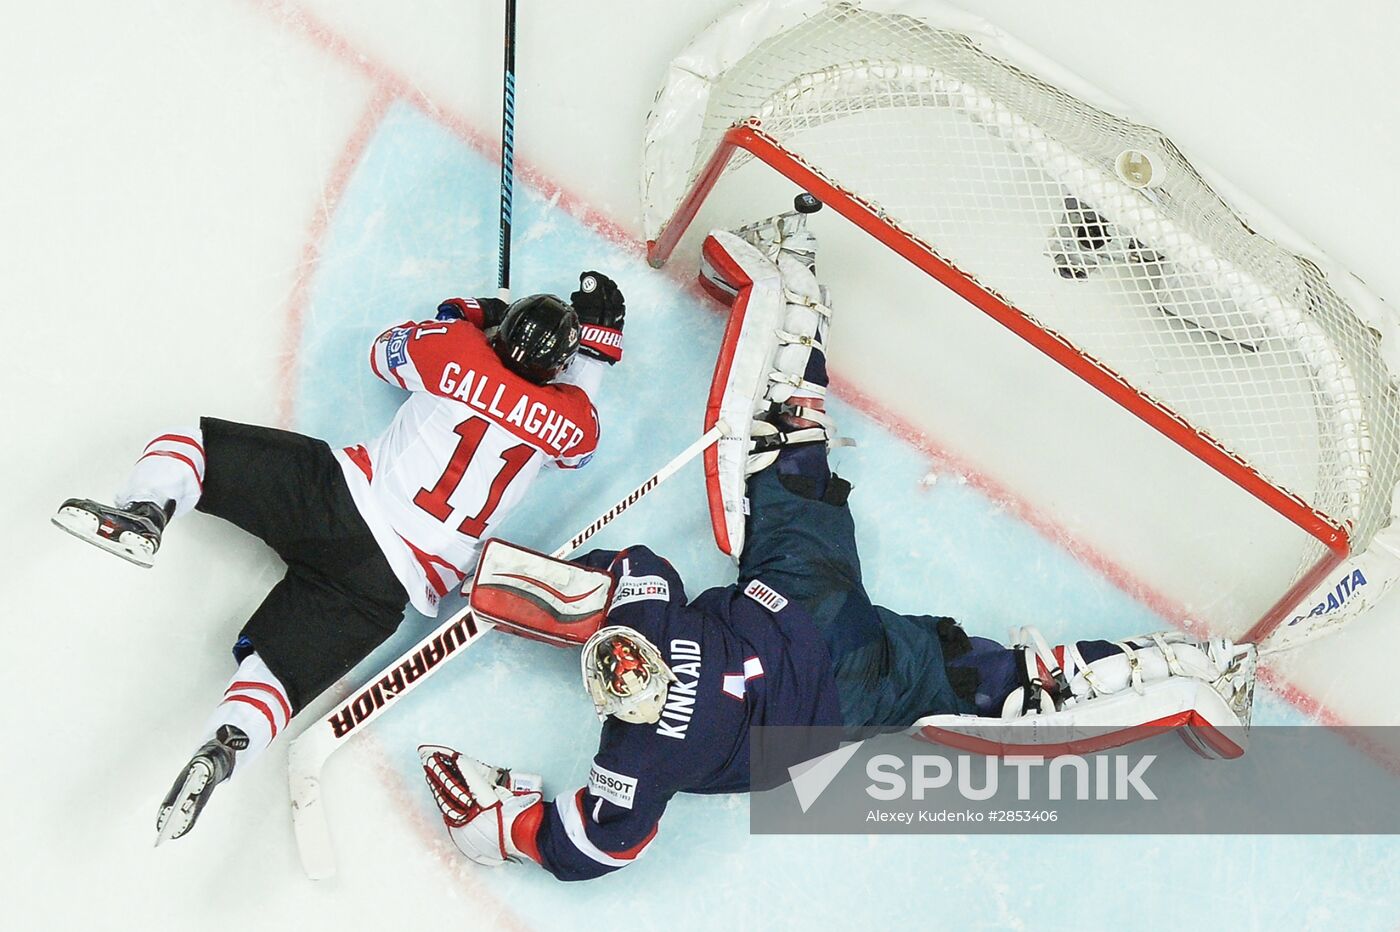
[[648, 121, 1350, 644]]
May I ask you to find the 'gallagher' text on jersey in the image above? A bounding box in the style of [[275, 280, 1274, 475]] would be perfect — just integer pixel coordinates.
[[438, 362, 586, 457]]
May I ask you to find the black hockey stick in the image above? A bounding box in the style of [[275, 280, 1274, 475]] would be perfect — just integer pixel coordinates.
[[496, 0, 517, 300]]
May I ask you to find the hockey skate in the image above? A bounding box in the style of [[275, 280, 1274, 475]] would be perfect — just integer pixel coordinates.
[[52, 498, 172, 568], [917, 627, 1258, 760], [1004, 627, 1258, 729], [154, 724, 246, 845], [730, 192, 823, 273]]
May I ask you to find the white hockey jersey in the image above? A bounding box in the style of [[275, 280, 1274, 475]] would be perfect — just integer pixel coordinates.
[[335, 314, 603, 616]]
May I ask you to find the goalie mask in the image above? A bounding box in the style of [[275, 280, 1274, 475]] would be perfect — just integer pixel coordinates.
[[580, 626, 677, 724]]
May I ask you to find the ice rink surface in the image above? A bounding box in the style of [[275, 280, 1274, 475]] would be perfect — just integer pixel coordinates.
[[7, 1, 1400, 929]]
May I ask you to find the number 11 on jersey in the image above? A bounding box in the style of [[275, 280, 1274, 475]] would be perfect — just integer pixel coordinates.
[[414, 417, 534, 538]]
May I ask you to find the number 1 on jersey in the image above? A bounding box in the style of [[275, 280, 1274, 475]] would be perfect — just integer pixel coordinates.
[[414, 418, 534, 538]]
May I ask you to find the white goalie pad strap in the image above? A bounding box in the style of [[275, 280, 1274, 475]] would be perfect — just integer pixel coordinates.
[[1069, 636, 1225, 699], [701, 230, 789, 557], [767, 371, 827, 397], [776, 328, 824, 350], [470, 539, 616, 646], [913, 677, 1248, 761]]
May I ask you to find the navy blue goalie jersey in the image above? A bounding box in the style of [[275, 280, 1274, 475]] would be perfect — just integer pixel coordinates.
[[531, 545, 843, 881]]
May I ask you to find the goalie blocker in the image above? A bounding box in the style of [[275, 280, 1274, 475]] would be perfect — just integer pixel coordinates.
[[470, 539, 615, 646]]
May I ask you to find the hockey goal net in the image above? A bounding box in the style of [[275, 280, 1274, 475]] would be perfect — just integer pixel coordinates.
[[641, 0, 1400, 650]]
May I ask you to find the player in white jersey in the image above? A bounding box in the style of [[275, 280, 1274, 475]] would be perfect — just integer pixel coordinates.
[[51, 272, 627, 843]]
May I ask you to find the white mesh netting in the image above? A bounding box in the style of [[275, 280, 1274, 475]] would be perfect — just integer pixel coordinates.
[[643, 0, 1400, 632]]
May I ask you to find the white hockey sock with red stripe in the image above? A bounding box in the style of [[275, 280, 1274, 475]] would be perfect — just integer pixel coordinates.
[[115, 426, 206, 518], [200, 651, 292, 773]]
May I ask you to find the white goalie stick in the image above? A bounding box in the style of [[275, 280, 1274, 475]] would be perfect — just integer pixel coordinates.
[[288, 421, 729, 879]]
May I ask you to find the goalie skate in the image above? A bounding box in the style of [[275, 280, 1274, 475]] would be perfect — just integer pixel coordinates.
[[52, 498, 171, 568], [916, 628, 1258, 760], [154, 725, 244, 845], [729, 192, 823, 274]]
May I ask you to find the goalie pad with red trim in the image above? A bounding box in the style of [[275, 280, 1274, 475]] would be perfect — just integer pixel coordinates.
[[469, 539, 616, 646], [915, 629, 1257, 760], [699, 229, 836, 557]]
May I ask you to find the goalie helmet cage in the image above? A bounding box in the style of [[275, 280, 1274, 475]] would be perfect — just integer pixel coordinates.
[[641, 0, 1400, 650]]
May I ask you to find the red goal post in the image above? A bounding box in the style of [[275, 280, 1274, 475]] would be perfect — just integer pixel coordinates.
[[641, 0, 1400, 650]]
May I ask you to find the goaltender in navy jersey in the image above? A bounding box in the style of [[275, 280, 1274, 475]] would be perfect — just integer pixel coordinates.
[[416, 231, 1257, 886], [531, 546, 842, 881], [340, 310, 602, 616]]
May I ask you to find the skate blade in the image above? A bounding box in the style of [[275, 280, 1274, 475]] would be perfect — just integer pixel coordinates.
[[154, 760, 212, 847], [52, 507, 155, 568]]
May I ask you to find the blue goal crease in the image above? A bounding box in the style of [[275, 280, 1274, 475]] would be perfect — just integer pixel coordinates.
[[290, 100, 1400, 931]]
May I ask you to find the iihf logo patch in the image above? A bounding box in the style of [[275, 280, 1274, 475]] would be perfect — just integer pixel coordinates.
[[386, 326, 412, 368], [743, 579, 788, 613]]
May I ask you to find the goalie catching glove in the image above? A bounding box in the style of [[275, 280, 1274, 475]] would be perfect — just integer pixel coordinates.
[[419, 745, 545, 866]]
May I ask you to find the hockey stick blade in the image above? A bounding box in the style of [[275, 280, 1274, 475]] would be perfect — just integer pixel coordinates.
[[288, 611, 495, 880], [288, 422, 727, 878], [288, 738, 335, 880]]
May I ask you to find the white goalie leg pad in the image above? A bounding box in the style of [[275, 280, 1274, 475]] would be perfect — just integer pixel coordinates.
[[470, 539, 616, 646], [915, 630, 1257, 760], [768, 252, 831, 409], [700, 231, 839, 557], [700, 230, 788, 557]]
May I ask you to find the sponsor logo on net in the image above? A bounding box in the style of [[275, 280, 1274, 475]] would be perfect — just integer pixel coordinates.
[[1288, 567, 1367, 627]]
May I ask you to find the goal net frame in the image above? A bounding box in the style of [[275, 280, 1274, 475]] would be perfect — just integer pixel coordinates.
[[640, 0, 1400, 650]]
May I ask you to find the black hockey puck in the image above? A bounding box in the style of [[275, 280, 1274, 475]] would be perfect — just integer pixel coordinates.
[[794, 192, 822, 214]]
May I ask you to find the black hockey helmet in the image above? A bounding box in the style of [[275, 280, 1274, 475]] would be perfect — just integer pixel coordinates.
[[490, 294, 581, 384]]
